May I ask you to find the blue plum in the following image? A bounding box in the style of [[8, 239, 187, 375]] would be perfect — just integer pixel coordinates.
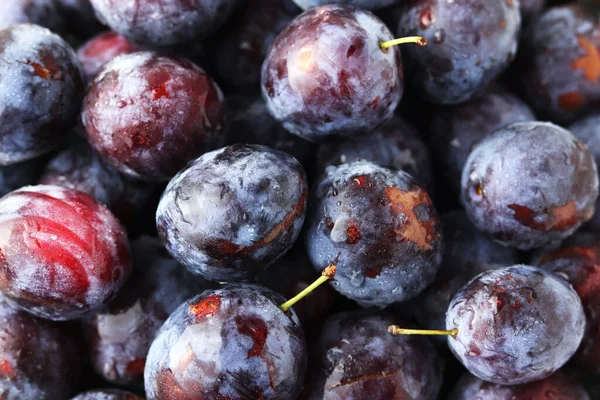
[[305, 160, 442, 308], [396, 0, 520, 104], [308, 311, 443, 400], [293, 0, 400, 10], [156, 144, 308, 282], [262, 4, 404, 141], [447, 265, 586, 385], [462, 121, 598, 250], [144, 284, 307, 400]]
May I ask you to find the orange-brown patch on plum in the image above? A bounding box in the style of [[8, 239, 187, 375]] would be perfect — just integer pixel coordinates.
[[420, 8, 433, 29], [365, 264, 384, 278], [189, 294, 221, 320], [508, 201, 580, 232], [0, 360, 15, 379], [572, 36, 600, 82], [558, 91, 585, 110], [371, 96, 380, 110], [385, 187, 439, 251], [506, 0, 514, 7], [499, 19, 507, 30], [125, 358, 146, 374], [346, 220, 361, 244], [25, 61, 61, 80]]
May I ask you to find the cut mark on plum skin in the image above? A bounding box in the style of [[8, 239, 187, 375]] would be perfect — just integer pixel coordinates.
[[507, 201, 579, 232], [385, 186, 439, 250], [572, 36, 600, 82], [189, 294, 221, 320]]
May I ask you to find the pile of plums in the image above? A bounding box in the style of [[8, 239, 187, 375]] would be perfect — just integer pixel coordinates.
[[0, 0, 599, 399]]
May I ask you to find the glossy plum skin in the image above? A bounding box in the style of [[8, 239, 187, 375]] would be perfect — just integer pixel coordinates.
[[212, 0, 299, 89], [262, 4, 403, 142], [293, 0, 400, 11], [70, 390, 144, 400], [157, 144, 308, 282], [396, 0, 520, 104], [428, 85, 536, 195], [317, 114, 433, 192], [83, 236, 212, 386], [89, 0, 236, 46], [77, 31, 141, 81], [534, 233, 600, 376], [225, 93, 316, 170], [0, 24, 83, 165], [447, 265, 586, 385], [570, 114, 600, 231], [0, 185, 131, 320], [308, 312, 442, 400], [305, 160, 442, 308], [462, 122, 599, 250], [448, 372, 591, 400], [412, 211, 520, 333], [0, 292, 80, 400], [82, 51, 225, 182], [518, 5, 600, 124], [39, 143, 154, 224], [144, 284, 307, 400], [0, 0, 66, 33]]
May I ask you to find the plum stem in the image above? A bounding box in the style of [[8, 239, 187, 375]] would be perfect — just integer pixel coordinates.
[[388, 326, 458, 339], [279, 265, 336, 312], [380, 36, 428, 51]]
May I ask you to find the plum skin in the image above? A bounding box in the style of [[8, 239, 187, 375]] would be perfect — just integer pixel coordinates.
[[305, 160, 442, 308], [156, 144, 308, 282], [462, 121, 599, 250], [447, 265, 586, 385], [144, 284, 307, 400], [0, 185, 131, 320], [261, 4, 403, 142]]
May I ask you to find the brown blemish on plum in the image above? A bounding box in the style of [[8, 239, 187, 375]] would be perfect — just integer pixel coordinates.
[[507, 201, 580, 232], [125, 358, 146, 374], [572, 37, 600, 82], [0, 360, 15, 378], [558, 91, 584, 110], [346, 220, 361, 244], [189, 294, 221, 319], [499, 19, 507, 30], [235, 315, 268, 358], [385, 187, 439, 251], [371, 96, 380, 110], [419, 9, 433, 29]]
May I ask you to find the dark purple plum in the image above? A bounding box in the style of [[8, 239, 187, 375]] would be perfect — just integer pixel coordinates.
[[520, 0, 546, 22], [447, 265, 585, 385], [462, 121, 599, 250], [570, 114, 600, 231], [212, 0, 299, 89], [308, 311, 443, 400], [0, 292, 80, 400], [83, 236, 213, 386], [448, 372, 591, 400], [82, 51, 225, 182], [534, 232, 600, 376], [89, 0, 237, 46], [225, 93, 316, 169], [77, 31, 142, 81], [0, 24, 83, 165], [144, 284, 307, 400], [256, 247, 337, 336], [71, 389, 144, 400], [0, 0, 66, 33], [0, 185, 131, 320], [518, 5, 600, 123], [39, 143, 154, 224], [305, 160, 442, 308], [411, 211, 520, 333], [293, 0, 400, 11], [316, 114, 433, 192], [156, 144, 308, 282], [396, 0, 520, 104], [428, 85, 536, 195], [261, 4, 404, 141]]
